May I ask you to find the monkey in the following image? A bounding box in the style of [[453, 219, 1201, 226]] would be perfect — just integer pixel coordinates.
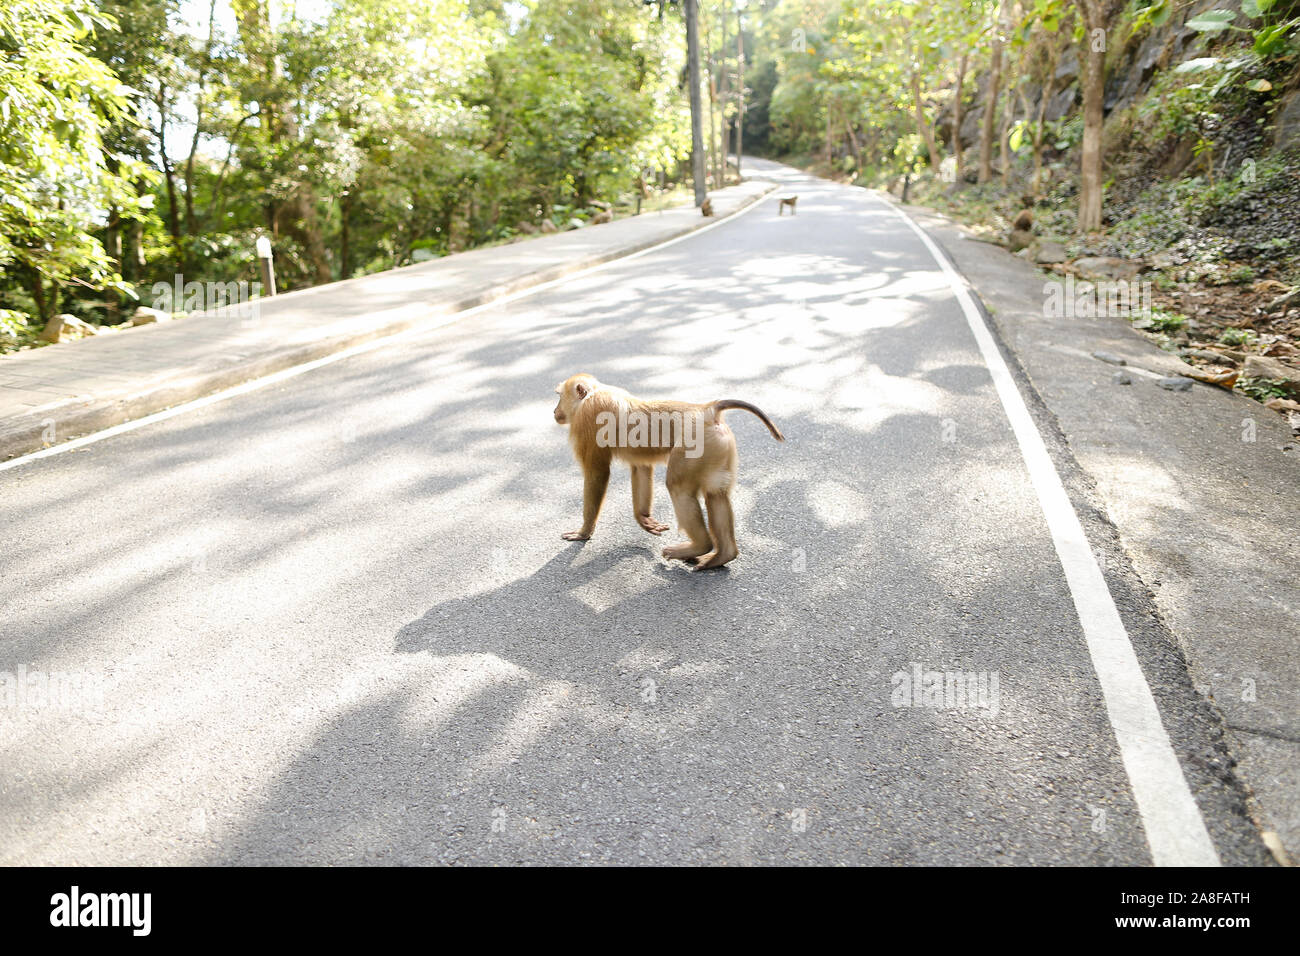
[[778, 195, 798, 216], [1011, 208, 1033, 231], [552, 373, 784, 569], [700, 198, 714, 217]]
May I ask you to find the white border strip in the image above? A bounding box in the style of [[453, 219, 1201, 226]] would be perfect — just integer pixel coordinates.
[[885, 201, 1219, 867], [0, 186, 778, 474]]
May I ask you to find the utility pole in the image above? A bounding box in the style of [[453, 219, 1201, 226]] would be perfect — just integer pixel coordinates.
[[685, 0, 706, 207], [735, 3, 745, 178]]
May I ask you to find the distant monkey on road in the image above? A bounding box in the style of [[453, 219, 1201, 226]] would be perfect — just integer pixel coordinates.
[[778, 196, 798, 216]]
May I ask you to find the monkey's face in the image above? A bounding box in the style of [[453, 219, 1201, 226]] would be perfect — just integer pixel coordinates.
[[553, 374, 596, 425]]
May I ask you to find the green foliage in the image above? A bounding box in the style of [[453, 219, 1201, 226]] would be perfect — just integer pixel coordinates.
[[0, 308, 36, 352], [1143, 60, 1241, 143], [1218, 327, 1258, 346], [1146, 309, 1188, 332], [1237, 376, 1289, 400], [1050, 115, 1084, 151], [757, 0, 1005, 175], [0, 0, 152, 321], [1186, 10, 1238, 36], [1129, 0, 1173, 36], [1183, 3, 1300, 64], [479, 6, 669, 214], [0, 0, 693, 327]]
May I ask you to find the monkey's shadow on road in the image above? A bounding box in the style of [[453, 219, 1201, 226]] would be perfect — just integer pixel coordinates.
[[392, 542, 733, 683]]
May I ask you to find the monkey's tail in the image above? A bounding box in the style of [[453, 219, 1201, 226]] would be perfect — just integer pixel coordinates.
[[711, 400, 785, 442]]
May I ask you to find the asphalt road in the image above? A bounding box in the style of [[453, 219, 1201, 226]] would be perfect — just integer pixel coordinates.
[[0, 159, 1269, 865]]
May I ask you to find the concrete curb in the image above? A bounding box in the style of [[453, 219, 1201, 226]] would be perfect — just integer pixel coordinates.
[[0, 181, 777, 462]]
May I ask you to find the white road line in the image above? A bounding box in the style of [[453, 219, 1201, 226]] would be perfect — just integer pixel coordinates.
[[884, 200, 1220, 867], [0, 187, 779, 474]]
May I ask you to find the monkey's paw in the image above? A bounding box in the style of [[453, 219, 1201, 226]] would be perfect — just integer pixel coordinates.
[[693, 549, 737, 570], [638, 517, 670, 535], [663, 543, 709, 561], [561, 530, 592, 541]]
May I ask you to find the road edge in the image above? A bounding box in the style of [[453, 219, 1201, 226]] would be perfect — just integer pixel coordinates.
[[875, 191, 1277, 867]]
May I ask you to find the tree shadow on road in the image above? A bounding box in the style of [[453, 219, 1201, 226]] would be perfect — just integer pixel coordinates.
[[5, 175, 1158, 865]]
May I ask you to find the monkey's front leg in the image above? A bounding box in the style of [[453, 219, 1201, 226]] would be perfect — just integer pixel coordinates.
[[631, 465, 670, 535], [562, 462, 611, 541]]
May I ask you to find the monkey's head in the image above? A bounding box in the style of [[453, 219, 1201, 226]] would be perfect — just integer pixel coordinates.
[[553, 373, 600, 425]]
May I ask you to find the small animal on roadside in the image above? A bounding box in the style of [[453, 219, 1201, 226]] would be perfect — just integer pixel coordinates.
[[552, 374, 785, 569], [700, 198, 714, 217], [778, 195, 798, 216]]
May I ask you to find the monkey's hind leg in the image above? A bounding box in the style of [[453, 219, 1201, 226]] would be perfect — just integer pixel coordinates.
[[694, 491, 739, 569], [662, 467, 712, 561]]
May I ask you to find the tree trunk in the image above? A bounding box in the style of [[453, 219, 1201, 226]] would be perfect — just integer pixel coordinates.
[[703, 12, 720, 187], [289, 190, 331, 284], [28, 271, 47, 325], [911, 71, 942, 170], [154, 87, 183, 270], [953, 51, 970, 183], [998, 85, 1013, 188], [979, 11, 1004, 184], [684, 0, 707, 206], [1032, 123, 1046, 195], [105, 204, 121, 324], [720, 10, 729, 181], [184, 116, 201, 238], [1031, 73, 1055, 196], [735, 10, 744, 178], [1077, 2, 1108, 231], [125, 191, 145, 282], [712, 68, 721, 186], [184, 0, 217, 239]]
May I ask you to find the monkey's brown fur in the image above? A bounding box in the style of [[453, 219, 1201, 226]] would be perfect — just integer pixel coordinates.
[[778, 196, 798, 215], [553, 373, 784, 569]]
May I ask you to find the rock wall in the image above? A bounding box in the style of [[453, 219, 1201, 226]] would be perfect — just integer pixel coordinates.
[[936, 0, 1295, 160]]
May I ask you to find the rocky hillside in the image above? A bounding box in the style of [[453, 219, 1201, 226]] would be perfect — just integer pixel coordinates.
[[909, 1, 1300, 429]]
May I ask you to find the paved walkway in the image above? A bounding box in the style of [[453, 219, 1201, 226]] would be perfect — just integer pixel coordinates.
[[0, 180, 775, 461]]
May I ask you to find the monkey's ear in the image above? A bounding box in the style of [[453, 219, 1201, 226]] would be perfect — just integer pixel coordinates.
[[575, 383, 588, 399]]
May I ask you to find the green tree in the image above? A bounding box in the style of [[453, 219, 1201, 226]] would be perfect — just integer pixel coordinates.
[[0, 0, 148, 324]]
